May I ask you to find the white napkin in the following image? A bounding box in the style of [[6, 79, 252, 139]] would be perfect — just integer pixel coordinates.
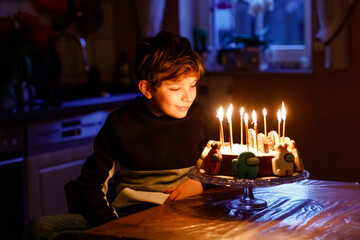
[[112, 187, 170, 208]]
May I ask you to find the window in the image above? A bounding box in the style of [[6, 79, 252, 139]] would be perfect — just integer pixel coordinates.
[[179, 0, 312, 70]]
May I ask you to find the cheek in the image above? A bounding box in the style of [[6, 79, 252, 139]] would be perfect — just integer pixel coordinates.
[[191, 88, 197, 98], [160, 93, 176, 106]]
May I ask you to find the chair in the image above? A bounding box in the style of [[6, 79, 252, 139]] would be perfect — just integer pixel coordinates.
[[64, 179, 117, 214], [64, 180, 82, 214]]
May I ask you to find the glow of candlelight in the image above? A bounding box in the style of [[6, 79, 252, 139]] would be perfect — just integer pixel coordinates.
[[217, 107, 224, 121], [227, 104, 233, 152], [244, 113, 249, 150], [281, 101, 286, 143], [217, 107, 224, 149], [263, 108, 267, 137], [277, 109, 281, 143], [252, 110, 257, 124], [252, 110, 258, 153], [240, 107, 244, 145], [227, 104, 233, 122]]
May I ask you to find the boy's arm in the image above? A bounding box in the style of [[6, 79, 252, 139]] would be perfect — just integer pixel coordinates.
[[77, 154, 118, 226], [163, 179, 203, 203], [76, 115, 120, 227]]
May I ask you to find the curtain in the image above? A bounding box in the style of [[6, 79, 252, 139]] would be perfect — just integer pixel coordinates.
[[134, 0, 166, 39], [315, 0, 358, 69]]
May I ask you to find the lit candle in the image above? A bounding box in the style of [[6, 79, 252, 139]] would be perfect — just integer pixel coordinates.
[[281, 101, 286, 143], [277, 109, 281, 143], [227, 104, 233, 152], [263, 108, 267, 137], [240, 107, 244, 145], [217, 107, 225, 149], [252, 110, 258, 153], [244, 113, 249, 150]]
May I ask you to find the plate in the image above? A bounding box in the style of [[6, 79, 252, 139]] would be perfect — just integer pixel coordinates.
[[188, 167, 310, 188]]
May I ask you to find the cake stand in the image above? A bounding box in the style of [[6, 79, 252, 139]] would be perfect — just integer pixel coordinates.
[[188, 167, 310, 212]]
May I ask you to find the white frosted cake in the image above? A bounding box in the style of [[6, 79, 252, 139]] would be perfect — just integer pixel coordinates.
[[198, 130, 305, 179]]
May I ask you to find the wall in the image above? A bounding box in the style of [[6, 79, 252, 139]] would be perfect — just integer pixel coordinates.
[[113, 0, 179, 72], [226, 2, 360, 182], [114, 1, 360, 182]]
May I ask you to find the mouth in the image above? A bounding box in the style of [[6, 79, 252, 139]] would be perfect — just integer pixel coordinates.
[[176, 106, 189, 111]]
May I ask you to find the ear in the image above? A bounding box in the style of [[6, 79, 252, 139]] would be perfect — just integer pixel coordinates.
[[138, 80, 153, 99]]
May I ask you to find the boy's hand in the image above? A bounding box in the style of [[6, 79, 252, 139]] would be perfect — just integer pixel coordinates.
[[164, 179, 203, 203]]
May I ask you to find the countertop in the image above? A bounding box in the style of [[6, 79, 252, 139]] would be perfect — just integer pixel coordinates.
[[0, 92, 141, 124]]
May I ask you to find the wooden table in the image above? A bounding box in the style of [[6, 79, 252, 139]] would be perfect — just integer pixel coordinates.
[[79, 179, 360, 239]]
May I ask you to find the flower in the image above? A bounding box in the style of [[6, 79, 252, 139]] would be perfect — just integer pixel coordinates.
[[245, 0, 274, 16], [209, 0, 233, 12], [241, 0, 275, 46], [0, 12, 55, 76], [264, 0, 275, 11], [32, 0, 68, 15], [0, 16, 14, 40], [215, 0, 275, 69], [12, 12, 55, 51], [0, 12, 55, 107]]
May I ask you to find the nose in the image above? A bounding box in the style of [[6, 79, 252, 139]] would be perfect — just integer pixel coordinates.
[[181, 87, 194, 102]]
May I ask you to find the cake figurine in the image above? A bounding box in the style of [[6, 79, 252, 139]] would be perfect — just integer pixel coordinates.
[[257, 133, 270, 153], [232, 151, 259, 179], [272, 142, 295, 176], [203, 142, 223, 175], [288, 140, 304, 172], [267, 130, 279, 151], [247, 129, 256, 149]]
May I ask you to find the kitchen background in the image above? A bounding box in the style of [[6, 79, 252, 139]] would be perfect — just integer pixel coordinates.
[[0, 0, 360, 239]]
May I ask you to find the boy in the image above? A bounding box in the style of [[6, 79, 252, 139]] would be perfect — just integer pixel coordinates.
[[24, 31, 218, 239]]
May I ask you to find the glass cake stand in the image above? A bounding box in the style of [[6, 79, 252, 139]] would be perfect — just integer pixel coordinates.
[[188, 167, 310, 212]]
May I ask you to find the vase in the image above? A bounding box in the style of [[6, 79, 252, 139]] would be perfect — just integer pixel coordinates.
[[0, 80, 17, 109], [219, 47, 261, 71]]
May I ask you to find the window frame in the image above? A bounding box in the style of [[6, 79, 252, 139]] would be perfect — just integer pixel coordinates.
[[179, 0, 312, 68], [266, 0, 312, 63]]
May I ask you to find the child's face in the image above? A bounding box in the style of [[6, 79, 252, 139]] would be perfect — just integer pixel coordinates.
[[146, 76, 198, 119]]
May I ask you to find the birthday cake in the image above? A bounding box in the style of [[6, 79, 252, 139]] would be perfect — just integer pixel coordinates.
[[197, 103, 305, 179], [197, 131, 304, 179]]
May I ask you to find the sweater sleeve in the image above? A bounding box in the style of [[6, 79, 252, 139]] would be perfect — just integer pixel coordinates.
[[76, 113, 120, 227]]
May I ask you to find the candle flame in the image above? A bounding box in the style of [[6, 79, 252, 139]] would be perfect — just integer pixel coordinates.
[[244, 113, 249, 124], [217, 107, 224, 121], [227, 104, 233, 122], [252, 110, 257, 124], [240, 107, 244, 116], [263, 108, 267, 117], [281, 101, 286, 120], [278, 109, 281, 122]]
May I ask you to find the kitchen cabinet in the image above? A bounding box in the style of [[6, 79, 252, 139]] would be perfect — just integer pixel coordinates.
[[0, 92, 140, 225], [11, 92, 141, 221], [26, 142, 92, 219], [26, 110, 109, 220]]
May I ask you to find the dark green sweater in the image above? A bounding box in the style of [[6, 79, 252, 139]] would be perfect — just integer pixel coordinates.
[[77, 96, 218, 226]]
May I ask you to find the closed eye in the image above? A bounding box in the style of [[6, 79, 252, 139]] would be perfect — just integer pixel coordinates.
[[169, 87, 180, 91], [191, 80, 198, 88]]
